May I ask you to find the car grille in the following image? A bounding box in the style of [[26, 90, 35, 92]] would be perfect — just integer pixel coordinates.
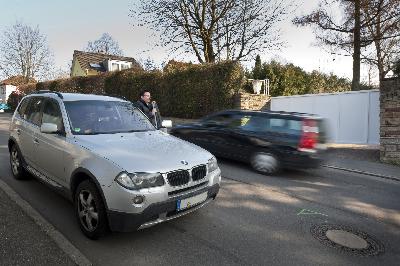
[[192, 165, 207, 181], [167, 170, 190, 186], [168, 181, 208, 197]]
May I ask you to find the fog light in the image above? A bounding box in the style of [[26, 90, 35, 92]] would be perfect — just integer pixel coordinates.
[[133, 195, 144, 204]]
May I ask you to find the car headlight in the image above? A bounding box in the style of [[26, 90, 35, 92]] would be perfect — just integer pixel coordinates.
[[207, 156, 219, 172], [115, 172, 165, 190]]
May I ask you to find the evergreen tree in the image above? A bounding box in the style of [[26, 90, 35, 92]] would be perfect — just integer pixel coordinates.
[[253, 55, 262, 79]]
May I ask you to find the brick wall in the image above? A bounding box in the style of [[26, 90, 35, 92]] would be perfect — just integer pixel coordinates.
[[234, 93, 271, 110], [380, 77, 400, 165]]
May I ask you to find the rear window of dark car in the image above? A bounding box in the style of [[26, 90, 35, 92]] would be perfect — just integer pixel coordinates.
[[231, 114, 302, 135], [202, 112, 325, 136]]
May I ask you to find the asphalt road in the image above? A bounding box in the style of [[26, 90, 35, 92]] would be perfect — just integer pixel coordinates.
[[0, 113, 399, 266]]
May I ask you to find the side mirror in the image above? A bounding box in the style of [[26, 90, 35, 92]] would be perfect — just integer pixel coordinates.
[[41, 123, 58, 134], [161, 120, 172, 128]]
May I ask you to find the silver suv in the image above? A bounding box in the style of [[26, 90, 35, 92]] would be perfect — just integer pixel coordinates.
[[8, 91, 221, 239]]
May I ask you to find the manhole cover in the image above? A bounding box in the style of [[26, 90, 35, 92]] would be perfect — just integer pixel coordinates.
[[310, 224, 385, 256]]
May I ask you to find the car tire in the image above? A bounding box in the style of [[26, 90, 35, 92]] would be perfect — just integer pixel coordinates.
[[9, 144, 27, 180], [75, 180, 108, 240], [250, 152, 280, 175]]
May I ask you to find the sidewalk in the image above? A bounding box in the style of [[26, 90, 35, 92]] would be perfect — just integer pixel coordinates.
[[322, 147, 400, 181], [0, 179, 91, 266]]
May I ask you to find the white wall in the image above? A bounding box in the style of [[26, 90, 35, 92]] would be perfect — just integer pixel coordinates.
[[270, 90, 380, 144], [0, 85, 17, 103]]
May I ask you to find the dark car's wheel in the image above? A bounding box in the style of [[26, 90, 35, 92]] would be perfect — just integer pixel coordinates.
[[75, 180, 108, 239], [250, 152, 280, 175], [10, 144, 27, 180]]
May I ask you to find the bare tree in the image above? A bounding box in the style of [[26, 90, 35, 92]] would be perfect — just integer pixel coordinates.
[[0, 21, 54, 81], [293, 0, 400, 90], [393, 58, 400, 76], [293, 0, 363, 90], [360, 0, 400, 81], [85, 33, 124, 56], [141, 57, 158, 71], [132, 0, 289, 63]]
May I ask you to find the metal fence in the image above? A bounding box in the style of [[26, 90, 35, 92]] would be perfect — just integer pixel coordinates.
[[270, 90, 380, 144]]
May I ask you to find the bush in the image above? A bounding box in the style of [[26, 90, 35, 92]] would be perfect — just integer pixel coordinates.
[[12, 61, 244, 119], [7, 91, 24, 111], [104, 62, 244, 118]]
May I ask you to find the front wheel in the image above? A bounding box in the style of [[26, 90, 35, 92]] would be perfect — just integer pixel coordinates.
[[75, 180, 108, 239], [10, 144, 27, 180], [250, 152, 280, 175]]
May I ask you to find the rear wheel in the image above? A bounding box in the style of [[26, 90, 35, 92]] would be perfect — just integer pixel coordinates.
[[75, 180, 108, 239], [250, 152, 280, 175], [9, 144, 27, 180]]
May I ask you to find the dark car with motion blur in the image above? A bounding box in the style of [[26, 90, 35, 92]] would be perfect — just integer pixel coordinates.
[[169, 110, 327, 175]]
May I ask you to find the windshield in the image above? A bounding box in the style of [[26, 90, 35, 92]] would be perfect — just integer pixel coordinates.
[[64, 100, 155, 135]]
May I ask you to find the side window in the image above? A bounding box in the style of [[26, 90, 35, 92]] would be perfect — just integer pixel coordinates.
[[25, 97, 44, 126], [238, 115, 269, 132], [269, 118, 302, 134], [226, 114, 251, 129], [17, 98, 31, 119], [42, 99, 64, 132]]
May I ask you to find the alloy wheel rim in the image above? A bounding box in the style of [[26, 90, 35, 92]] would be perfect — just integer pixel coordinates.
[[253, 154, 277, 173], [11, 148, 20, 175], [78, 190, 99, 232]]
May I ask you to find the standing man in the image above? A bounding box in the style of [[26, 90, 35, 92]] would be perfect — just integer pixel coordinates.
[[134, 90, 161, 128]]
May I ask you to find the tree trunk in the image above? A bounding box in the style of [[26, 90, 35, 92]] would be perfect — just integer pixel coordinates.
[[204, 37, 215, 63], [351, 0, 361, 91]]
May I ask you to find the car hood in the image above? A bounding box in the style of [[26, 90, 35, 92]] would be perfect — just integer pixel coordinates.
[[72, 131, 212, 173]]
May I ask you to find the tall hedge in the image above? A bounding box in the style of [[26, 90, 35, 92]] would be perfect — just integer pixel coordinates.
[[18, 61, 244, 118]]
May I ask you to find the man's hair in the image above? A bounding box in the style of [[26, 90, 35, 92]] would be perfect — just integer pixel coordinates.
[[139, 90, 151, 97]]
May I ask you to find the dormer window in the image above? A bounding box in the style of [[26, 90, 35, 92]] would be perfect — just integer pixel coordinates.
[[107, 60, 132, 71]]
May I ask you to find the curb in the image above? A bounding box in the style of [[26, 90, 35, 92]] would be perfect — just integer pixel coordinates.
[[322, 164, 400, 182], [0, 179, 92, 266]]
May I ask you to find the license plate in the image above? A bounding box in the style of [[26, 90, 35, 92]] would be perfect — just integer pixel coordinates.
[[177, 192, 208, 211]]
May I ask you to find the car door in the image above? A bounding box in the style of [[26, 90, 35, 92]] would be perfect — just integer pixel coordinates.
[[196, 113, 236, 156], [11, 97, 31, 158], [233, 114, 289, 160], [34, 98, 68, 186], [215, 114, 261, 161], [20, 97, 44, 169]]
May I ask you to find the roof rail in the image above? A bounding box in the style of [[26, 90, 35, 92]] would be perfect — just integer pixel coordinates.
[[30, 90, 64, 99]]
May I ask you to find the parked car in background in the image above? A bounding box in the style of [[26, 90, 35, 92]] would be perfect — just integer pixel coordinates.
[[8, 91, 221, 239], [0, 102, 10, 112], [170, 110, 327, 175]]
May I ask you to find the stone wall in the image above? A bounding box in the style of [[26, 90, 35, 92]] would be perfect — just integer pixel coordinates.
[[380, 77, 400, 165], [234, 93, 271, 110]]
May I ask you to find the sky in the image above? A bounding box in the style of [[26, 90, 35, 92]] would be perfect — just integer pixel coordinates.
[[0, 0, 376, 83]]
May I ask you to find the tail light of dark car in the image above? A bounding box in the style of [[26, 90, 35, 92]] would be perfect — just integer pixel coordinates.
[[298, 119, 318, 152]]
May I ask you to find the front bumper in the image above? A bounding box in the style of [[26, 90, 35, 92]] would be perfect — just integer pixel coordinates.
[[107, 183, 220, 232]]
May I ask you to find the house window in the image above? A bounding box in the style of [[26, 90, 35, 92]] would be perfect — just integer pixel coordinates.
[[1, 88, 5, 94], [111, 63, 119, 71], [121, 64, 130, 70], [108, 60, 132, 72]]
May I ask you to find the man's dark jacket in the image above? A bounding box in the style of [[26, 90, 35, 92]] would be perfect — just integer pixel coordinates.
[[134, 99, 161, 128]]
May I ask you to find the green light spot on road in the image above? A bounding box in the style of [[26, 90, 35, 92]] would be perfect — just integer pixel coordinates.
[[297, 208, 328, 217]]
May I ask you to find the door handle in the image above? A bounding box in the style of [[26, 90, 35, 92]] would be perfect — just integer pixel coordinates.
[[16, 129, 21, 135], [33, 138, 39, 145]]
